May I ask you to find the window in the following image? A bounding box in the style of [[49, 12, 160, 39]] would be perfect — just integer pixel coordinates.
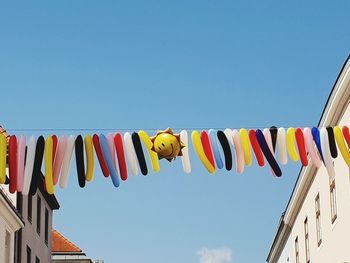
[[304, 218, 310, 263], [294, 236, 299, 263], [330, 178, 337, 223], [17, 193, 23, 214], [5, 230, 10, 263], [37, 196, 41, 235], [28, 195, 32, 223], [35, 257, 40, 263], [26, 246, 31, 263], [44, 208, 49, 245], [315, 194, 322, 246], [14, 230, 22, 263]]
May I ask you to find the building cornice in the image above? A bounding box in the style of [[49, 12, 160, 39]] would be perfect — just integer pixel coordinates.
[[0, 187, 24, 231]]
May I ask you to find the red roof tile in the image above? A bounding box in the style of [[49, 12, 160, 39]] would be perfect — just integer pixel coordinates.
[[52, 230, 82, 253]]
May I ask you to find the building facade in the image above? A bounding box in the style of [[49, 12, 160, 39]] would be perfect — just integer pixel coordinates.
[[15, 175, 60, 263], [267, 55, 350, 263], [0, 185, 23, 263]]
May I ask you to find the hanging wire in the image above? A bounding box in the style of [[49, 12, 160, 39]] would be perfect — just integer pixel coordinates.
[[6, 124, 319, 132]]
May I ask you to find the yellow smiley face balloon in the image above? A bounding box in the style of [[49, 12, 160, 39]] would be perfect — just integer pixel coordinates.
[[151, 128, 185, 161]]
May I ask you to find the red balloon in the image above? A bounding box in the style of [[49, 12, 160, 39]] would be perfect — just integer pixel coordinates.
[[200, 130, 216, 169], [295, 128, 308, 166], [342, 126, 350, 148], [93, 134, 110, 177], [248, 129, 265, 167], [114, 133, 128, 181], [9, 135, 18, 193], [52, 135, 58, 166]]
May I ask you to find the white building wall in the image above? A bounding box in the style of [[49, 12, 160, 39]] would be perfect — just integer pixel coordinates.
[[280, 103, 350, 263], [277, 234, 292, 263], [0, 216, 14, 263], [0, 187, 23, 263]]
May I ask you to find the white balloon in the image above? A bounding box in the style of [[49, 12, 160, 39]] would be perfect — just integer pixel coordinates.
[[277, 128, 288, 165], [22, 136, 37, 195], [59, 135, 75, 188], [320, 127, 335, 178], [180, 130, 191, 174], [263, 128, 274, 154], [123, 132, 138, 176], [224, 128, 234, 145]]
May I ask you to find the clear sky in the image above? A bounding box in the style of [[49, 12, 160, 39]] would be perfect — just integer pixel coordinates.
[[1, 1, 349, 263]]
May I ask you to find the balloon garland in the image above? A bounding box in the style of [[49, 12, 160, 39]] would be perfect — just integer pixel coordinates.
[[1, 126, 350, 195]]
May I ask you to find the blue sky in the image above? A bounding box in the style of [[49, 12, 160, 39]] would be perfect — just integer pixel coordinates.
[[1, 1, 349, 262]]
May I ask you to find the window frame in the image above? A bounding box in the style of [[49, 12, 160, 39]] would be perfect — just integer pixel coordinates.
[[330, 178, 337, 223], [26, 245, 31, 263], [304, 217, 310, 263], [315, 193, 322, 246], [36, 196, 41, 236], [44, 208, 49, 245], [27, 195, 32, 223], [294, 236, 299, 263], [5, 230, 11, 263]]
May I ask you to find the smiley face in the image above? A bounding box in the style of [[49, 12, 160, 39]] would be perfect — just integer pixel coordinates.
[[150, 128, 185, 161], [153, 133, 181, 159]]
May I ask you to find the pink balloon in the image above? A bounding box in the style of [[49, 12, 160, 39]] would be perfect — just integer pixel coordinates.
[[17, 136, 26, 192], [53, 136, 68, 185], [107, 134, 117, 169], [303, 128, 322, 168]]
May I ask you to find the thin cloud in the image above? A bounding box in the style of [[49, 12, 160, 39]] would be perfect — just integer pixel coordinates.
[[197, 247, 233, 263]]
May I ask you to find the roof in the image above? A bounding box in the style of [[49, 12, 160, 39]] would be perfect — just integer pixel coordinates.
[[0, 126, 10, 142], [52, 229, 82, 253], [267, 54, 350, 262], [37, 174, 60, 210]]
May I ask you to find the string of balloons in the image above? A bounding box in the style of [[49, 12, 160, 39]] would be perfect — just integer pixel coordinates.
[[1, 125, 350, 196]]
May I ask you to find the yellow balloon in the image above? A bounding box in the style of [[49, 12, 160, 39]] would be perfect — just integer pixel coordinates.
[[84, 135, 95, 182], [286, 128, 299, 162], [334, 126, 350, 168], [0, 134, 6, 184], [45, 136, 54, 194], [191, 130, 215, 174], [239, 128, 252, 166], [138, 130, 160, 172]]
